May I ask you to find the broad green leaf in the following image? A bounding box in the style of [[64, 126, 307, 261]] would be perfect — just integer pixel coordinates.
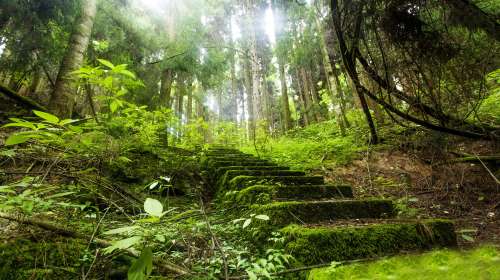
[[98, 59, 115, 69], [144, 198, 163, 218], [119, 69, 136, 79], [110, 100, 119, 113], [5, 134, 30, 146], [255, 215, 269, 221], [59, 119, 79, 126], [46, 191, 75, 199], [33, 111, 59, 124], [128, 247, 153, 280], [242, 218, 252, 228], [103, 226, 140, 235], [103, 236, 142, 254], [148, 181, 159, 190], [3, 122, 37, 130]]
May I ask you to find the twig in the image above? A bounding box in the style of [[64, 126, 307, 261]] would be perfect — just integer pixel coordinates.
[[199, 197, 229, 280], [473, 153, 500, 187], [82, 249, 100, 280]]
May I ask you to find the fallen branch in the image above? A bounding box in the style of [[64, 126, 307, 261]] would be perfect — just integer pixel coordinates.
[[0, 84, 47, 111], [0, 212, 191, 276]]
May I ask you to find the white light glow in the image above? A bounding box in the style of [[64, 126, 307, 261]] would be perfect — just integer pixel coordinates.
[[264, 7, 276, 45], [141, 0, 164, 10]]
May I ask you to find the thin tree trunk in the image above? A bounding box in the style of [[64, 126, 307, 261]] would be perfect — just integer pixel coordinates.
[[49, 0, 97, 117]]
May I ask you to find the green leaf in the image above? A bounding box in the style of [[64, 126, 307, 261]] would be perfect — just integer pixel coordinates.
[[5, 134, 31, 146], [46, 191, 75, 199], [119, 69, 136, 79], [33, 111, 59, 124], [103, 226, 141, 235], [461, 234, 475, 242], [103, 236, 142, 254], [148, 181, 159, 190], [110, 100, 119, 113], [97, 59, 115, 69], [242, 218, 252, 228], [255, 215, 269, 221], [144, 198, 163, 218], [59, 119, 79, 126], [128, 247, 153, 280], [3, 122, 37, 130]]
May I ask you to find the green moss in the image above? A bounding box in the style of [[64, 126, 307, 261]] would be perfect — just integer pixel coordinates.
[[215, 166, 289, 179], [227, 184, 354, 205], [0, 238, 87, 280], [227, 175, 325, 190], [218, 170, 306, 191], [307, 244, 498, 280], [281, 220, 457, 265], [252, 200, 395, 226]]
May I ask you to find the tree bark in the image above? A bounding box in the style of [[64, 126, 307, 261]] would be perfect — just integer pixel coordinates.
[[160, 68, 174, 109], [49, 0, 97, 118], [279, 62, 292, 131]]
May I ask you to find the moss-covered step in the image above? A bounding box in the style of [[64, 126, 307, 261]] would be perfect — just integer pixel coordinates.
[[223, 184, 354, 205], [252, 200, 394, 226], [215, 166, 290, 179], [206, 160, 275, 171], [227, 175, 325, 190], [281, 219, 457, 265], [218, 170, 306, 189]]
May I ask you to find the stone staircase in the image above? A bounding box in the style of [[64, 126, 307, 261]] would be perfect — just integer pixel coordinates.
[[201, 147, 457, 266]]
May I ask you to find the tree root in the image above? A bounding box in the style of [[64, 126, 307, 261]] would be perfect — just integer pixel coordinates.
[[0, 212, 191, 276]]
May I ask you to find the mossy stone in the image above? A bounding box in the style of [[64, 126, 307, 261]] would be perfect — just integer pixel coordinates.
[[281, 220, 457, 265], [252, 199, 395, 226], [227, 175, 325, 190]]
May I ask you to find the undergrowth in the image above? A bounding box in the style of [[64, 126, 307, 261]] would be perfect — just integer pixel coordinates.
[[308, 245, 500, 280]]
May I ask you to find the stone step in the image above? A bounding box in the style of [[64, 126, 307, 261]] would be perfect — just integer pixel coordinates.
[[207, 160, 276, 170], [215, 166, 290, 179], [252, 199, 394, 226], [223, 184, 353, 205], [227, 175, 325, 190], [280, 219, 457, 265], [218, 170, 306, 189]]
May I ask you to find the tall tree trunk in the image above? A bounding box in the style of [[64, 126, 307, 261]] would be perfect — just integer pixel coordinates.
[[314, 13, 349, 132], [49, 0, 97, 117], [186, 79, 193, 123], [243, 54, 255, 139], [294, 71, 310, 126], [279, 62, 292, 131], [306, 67, 325, 121], [160, 68, 174, 109], [299, 68, 316, 123]]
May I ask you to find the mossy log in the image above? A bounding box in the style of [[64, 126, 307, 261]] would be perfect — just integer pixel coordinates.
[[252, 200, 395, 226], [0, 83, 47, 112], [281, 220, 457, 265]]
